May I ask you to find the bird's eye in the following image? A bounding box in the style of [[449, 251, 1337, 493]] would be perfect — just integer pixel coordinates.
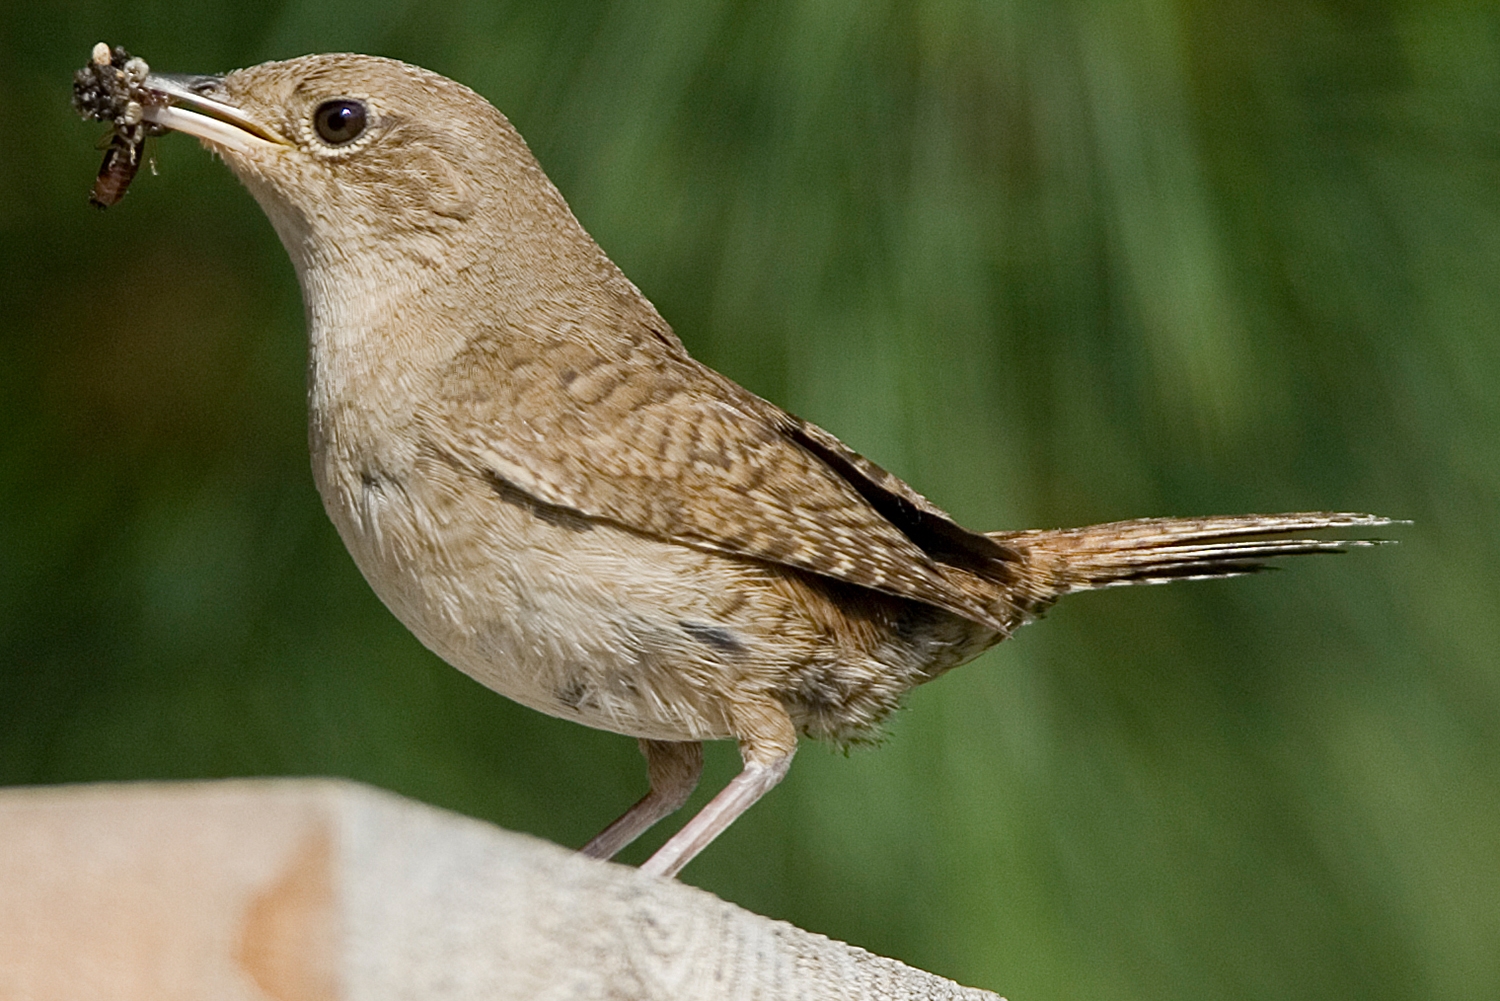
[[313, 99, 367, 145]]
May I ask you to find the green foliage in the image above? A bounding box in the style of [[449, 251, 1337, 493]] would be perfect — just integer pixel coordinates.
[[3, 2, 1496, 997]]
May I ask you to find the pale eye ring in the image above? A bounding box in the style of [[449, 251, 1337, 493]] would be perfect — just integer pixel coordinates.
[[313, 99, 367, 145]]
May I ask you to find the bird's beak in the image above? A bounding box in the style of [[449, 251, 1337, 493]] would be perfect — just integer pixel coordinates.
[[142, 72, 291, 154]]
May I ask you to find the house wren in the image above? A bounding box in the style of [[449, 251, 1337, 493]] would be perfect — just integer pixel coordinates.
[[80, 51, 1392, 878]]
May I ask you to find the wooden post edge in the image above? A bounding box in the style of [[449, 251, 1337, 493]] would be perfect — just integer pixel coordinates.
[[0, 778, 1002, 1000]]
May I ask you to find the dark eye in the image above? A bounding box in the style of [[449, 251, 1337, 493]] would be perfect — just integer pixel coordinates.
[[313, 99, 367, 145]]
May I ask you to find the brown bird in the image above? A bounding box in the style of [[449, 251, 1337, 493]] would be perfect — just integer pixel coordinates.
[[101, 52, 1391, 878]]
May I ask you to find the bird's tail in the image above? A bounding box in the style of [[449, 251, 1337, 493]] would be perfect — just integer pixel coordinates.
[[990, 512, 1396, 612]]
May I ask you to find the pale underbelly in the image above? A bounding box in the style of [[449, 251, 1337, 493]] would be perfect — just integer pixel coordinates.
[[325, 465, 790, 742]]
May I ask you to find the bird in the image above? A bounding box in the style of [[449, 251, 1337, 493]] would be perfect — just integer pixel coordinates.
[[81, 50, 1393, 879]]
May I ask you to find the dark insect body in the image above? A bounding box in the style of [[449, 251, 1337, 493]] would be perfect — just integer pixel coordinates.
[[90, 133, 146, 209]]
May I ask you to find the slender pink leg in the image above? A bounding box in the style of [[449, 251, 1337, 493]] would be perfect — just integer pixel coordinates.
[[639, 749, 793, 878], [580, 739, 703, 860]]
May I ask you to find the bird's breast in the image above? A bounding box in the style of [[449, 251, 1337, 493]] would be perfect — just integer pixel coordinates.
[[306, 408, 754, 741]]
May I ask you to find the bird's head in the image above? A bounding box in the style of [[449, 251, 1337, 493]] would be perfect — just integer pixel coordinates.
[[143, 53, 617, 311]]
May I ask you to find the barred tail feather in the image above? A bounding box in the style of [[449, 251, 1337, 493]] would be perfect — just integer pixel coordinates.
[[993, 512, 1397, 597]]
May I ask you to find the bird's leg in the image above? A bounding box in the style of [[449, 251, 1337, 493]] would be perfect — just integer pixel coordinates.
[[580, 738, 703, 860], [640, 704, 797, 879]]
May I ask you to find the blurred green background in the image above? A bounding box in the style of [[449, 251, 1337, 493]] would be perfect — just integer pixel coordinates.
[[3, 1, 1497, 997]]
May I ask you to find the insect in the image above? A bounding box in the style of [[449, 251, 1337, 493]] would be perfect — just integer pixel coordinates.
[[72, 43, 163, 208], [89, 131, 148, 209]]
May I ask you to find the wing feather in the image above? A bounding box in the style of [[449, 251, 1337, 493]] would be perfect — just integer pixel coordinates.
[[424, 320, 1013, 629]]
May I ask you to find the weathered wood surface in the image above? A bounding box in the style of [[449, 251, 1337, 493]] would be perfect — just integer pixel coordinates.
[[0, 779, 1001, 1000]]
